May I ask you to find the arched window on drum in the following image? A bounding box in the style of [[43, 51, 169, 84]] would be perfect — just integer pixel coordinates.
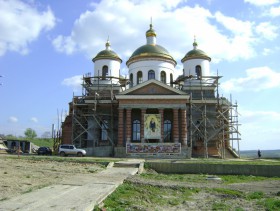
[[102, 65, 108, 80], [170, 73, 173, 87], [137, 71, 143, 84], [195, 65, 202, 79], [130, 73, 133, 88], [161, 71, 166, 83], [148, 70, 155, 80]]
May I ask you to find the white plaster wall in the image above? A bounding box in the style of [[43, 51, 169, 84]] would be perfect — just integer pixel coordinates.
[[182, 59, 210, 77], [93, 59, 121, 84], [128, 60, 175, 85], [147, 36, 156, 45]]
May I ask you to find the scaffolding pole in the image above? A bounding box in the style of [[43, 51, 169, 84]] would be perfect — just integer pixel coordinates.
[[186, 75, 241, 159]]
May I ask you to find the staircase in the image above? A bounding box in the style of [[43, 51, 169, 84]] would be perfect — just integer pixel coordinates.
[[225, 147, 240, 158]]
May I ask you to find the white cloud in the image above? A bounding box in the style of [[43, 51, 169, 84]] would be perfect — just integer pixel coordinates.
[[0, 0, 56, 56], [221, 66, 280, 92], [61, 75, 83, 92], [51, 0, 276, 64], [213, 12, 256, 61], [215, 12, 253, 36], [255, 22, 278, 40], [244, 0, 280, 6], [269, 6, 280, 16], [262, 48, 272, 55], [241, 109, 280, 124], [239, 108, 280, 150], [8, 116, 18, 123], [30, 117, 38, 123], [52, 35, 77, 55]]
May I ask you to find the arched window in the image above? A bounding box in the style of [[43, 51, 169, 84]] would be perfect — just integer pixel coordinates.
[[137, 71, 143, 84], [101, 120, 108, 141], [148, 70, 155, 80], [195, 65, 202, 79], [132, 120, 141, 141], [130, 73, 133, 88], [161, 71, 166, 83], [164, 120, 172, 142], [170, 73, 173, 87], [102, 65, 108, 80]]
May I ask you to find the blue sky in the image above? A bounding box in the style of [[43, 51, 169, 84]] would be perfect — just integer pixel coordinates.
[[0, 0, 280, 150]]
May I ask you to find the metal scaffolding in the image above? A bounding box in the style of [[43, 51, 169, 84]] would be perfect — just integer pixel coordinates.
[[176, 75, 241, 158], [71, 74, 128, 149], [63, 71, 241, 158]]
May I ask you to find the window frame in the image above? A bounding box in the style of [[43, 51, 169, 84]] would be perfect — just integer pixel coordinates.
[[102, 65, 109, 80], [170, 73, 173, 87], [195, 65, 202, 79], [101, 120, 108, 141], [137, 71, 143, 84], [161, 71, 166, 83], [148, 70, 155, 80], [132, 119, 141, 142], [130, 73, 134, 87], [164, 119, 172, 142]]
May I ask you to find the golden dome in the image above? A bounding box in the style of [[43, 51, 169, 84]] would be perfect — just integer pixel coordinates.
[[146, 24, 157, 37], [181, 39, 211, 62], [92, 40, 122, 63]]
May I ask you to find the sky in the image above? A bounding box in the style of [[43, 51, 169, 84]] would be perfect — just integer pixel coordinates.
[[0, 0, 280, 150]]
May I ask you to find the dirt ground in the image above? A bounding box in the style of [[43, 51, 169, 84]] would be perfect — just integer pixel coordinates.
[[126, 174, 280, 210], [0, 155, 105, 201], [1, 155, 280, 210]]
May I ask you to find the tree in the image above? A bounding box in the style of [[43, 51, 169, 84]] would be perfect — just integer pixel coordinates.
[[24, 128, 37, 139], [41, 131, 51, 139], [4, 134, 18, 139]]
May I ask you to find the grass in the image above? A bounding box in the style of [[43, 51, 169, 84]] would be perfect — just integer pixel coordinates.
[[141, 172, 207, 183], [22, 184, 49, 194], [30, 138, 54, 148], [96, 178, 279, 210], [2, 155, 279, 210], [212, 188, 244, 198], [212, 202, 231, 211], [94, 182, 199, 210], [262, 198, 280, 211], [148, 159, 280, 165], [0, 197, 8, 202], [100, 172, 280, 210], [140, 172, 280, 184], [219, 175, 280, 184], [247, 191, 264, 200]]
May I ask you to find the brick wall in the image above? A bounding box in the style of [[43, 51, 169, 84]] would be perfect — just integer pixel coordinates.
[[61, 115, 72, 145]]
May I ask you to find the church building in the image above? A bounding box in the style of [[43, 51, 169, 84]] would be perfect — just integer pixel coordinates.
[[61, 23, 240, 158]]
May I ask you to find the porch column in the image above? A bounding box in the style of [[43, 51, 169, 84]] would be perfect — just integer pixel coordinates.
[[117, 108, 124, 146], [173, 108, 179, 143], [126, 108, 132, 143], [181, 108, 188, 145], [159, 109, 164, 143], [141, 108, 146, 143]]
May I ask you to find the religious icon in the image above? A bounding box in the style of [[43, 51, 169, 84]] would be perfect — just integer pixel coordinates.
[[144, 114, 161, 139], [150, 118, 156, 132]]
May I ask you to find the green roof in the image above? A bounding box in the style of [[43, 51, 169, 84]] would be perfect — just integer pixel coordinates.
[[92, 49, 122, 62], [181, 49, 211, 62], [127, 44, 176, 65]]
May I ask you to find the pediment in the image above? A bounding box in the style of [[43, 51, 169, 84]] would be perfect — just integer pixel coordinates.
[[118, 79, 187, 96]]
